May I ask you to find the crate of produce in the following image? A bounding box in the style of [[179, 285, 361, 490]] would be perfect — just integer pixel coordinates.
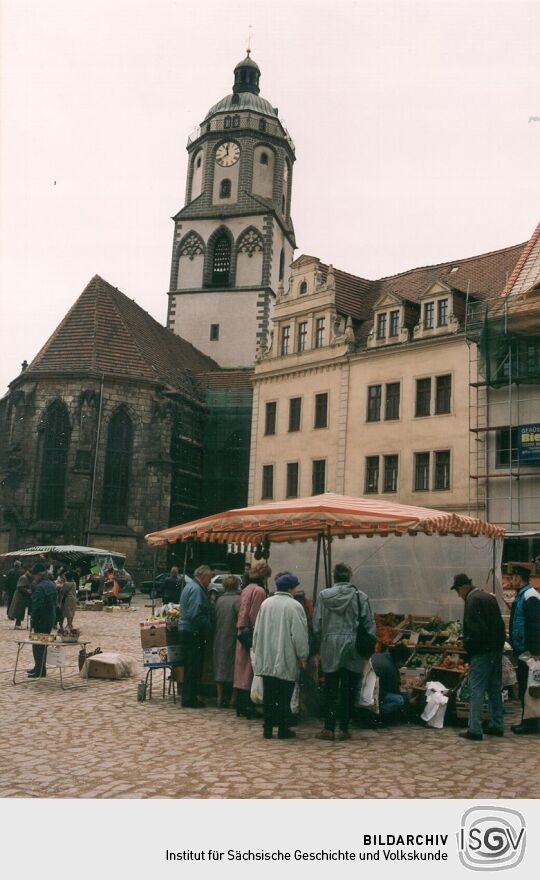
[[400, 667, 427, 689], [29, 632, 57, 643], [392, 630, 419, 647]]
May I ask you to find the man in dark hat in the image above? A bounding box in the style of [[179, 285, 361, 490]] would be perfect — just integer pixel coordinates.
[[28, 562, 57, 677], [451, 573, 506, 741], [509, 566, 540, 735], [253, 572, 309, 740]]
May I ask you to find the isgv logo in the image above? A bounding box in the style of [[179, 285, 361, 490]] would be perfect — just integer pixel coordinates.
[[458, 806, 526, 871]]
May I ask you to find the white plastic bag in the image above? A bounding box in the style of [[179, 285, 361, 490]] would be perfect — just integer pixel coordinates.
[[250, 674, 264, 705], [501, 654, 517, 688], [524, 657, 540, 719], [355, 660, 379, 712], [421, 681, 449, 729]]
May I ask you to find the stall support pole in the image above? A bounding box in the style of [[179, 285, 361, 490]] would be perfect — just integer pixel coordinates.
[[327, 528, 333, 587], [491, 538, 496, 595], [321, 534, 329, 588], [313, 533, 322, 602]]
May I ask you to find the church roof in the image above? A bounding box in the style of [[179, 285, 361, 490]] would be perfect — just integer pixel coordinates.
[[20, 275, 218, 400], [204, 92, 278, 120]]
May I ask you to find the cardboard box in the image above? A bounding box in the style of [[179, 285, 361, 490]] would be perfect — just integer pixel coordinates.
[[143, 646, 169, 667], [140, 621, 180, 649]]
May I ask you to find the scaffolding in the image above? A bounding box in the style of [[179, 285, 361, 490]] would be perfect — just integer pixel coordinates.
[[466, 292, 540, 564]]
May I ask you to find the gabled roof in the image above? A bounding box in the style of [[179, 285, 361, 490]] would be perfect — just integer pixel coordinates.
[[17, 275, 218, 401], [501, 221, 540, 299], [196, 369, 254, 390], [491, 221, 540, 325]]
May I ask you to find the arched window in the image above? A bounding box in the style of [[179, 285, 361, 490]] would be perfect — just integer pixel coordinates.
[[219, 178, 231, 199], [100, 408, 133, 526], [260, 152, 269, 165], [279, 248, 285, 282], [212, 234, 231, 286], [196, 155, 202, 168], [37, 400, 70, 520], [299, 280, 308, 295]]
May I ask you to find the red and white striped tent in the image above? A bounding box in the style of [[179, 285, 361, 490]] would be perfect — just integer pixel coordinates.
[[145, 493, 503, 546]]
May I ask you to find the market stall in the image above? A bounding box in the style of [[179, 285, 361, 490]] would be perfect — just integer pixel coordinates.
[[145, 493, 504, 618]]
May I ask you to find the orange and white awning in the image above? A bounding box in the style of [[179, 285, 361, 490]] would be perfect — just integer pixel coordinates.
[[145, 493, 503, 547]]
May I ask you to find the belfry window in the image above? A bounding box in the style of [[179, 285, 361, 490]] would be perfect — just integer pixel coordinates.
[[212, 235, 231, 286], [36, 400, 70, 520], [100, 408, 133, 526], [260, 152, 269, 165], [219, 179, 231, 199]]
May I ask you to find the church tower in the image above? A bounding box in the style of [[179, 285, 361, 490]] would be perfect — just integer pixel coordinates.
[[166, 54, 296, 368]]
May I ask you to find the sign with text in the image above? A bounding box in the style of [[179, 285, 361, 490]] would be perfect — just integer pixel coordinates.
[[518, 424, 540, 461]]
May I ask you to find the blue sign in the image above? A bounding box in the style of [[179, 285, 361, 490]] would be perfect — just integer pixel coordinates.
[[518, 424, 540, 461]]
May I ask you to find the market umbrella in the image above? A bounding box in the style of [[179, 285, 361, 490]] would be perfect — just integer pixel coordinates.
[[145, 494, 503, 594], [0, 545, 126, 562]]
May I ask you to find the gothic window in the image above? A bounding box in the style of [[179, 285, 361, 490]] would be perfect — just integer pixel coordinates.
[[179, 231, 205, 261], [260, 152, 269, 165], [279, 248, 285, 281], [211, 234, 232, 285], [100, 408, 133, 526], [36, 400, 70, 520], [219, 179, 231, 199], [237, 228, 264, 257]]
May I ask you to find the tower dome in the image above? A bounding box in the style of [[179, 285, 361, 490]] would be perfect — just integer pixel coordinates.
[[204, 54, 278, 120]]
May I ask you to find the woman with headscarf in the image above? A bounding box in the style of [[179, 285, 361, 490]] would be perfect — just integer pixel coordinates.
[[233, 560, 270, 718]]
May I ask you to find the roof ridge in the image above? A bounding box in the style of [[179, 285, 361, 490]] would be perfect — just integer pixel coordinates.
[[373, 241, 525, 284]]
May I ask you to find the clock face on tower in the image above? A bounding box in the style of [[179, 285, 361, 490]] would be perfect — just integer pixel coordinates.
[[216, 142, 240, 167]]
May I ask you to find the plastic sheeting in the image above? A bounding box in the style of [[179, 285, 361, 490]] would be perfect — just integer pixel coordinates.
[[269, 532, 503, 620]]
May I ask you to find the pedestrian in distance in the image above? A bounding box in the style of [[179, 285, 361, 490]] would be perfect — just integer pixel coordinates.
[[212, 575, 241, 708], [313, 562, 376, 742], [509, 565, 540, 735], [178, 564, 213, 708], [253, 572, 309, 740], [3, 560, 21, 613], [8, 562, 33, 629], [451, 573, 506, 741], [233, 560, 269, 719]]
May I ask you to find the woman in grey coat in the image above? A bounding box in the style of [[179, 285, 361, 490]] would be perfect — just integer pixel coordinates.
[[313, 562, 375, 741], [212, 576, 241, 707]]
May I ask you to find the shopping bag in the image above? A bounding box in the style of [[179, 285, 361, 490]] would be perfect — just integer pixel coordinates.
[[524, 658, 540, 719], [250, 674, 264, 705], [290, 681, 300, 715], [355, 660, 379, 711]]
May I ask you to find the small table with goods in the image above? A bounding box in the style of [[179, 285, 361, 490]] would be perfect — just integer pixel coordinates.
[[13, 634, 90, 690], [138, 612, 182, 703]]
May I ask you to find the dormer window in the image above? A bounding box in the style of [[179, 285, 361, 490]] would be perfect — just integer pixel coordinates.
[[389, 310, 400, 337], [423, 302, 434, 330], [437, 298, 449, 327], [376, 313, 387, 340], [299, 280, 308, 296]]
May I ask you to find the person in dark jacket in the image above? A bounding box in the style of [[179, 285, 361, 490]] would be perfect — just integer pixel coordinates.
[[509, 566, 540, 735], [28, 562, 57, 678], [372, 643, 412, 722], [178, 565, 213, 708], [4, 561, 21, 613], [451, 573, 506, 740], [8, 564, 33, 628], [162, 567, 182, 604]]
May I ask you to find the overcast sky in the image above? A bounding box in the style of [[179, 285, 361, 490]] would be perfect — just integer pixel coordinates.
[[1, 0, 538, 392]]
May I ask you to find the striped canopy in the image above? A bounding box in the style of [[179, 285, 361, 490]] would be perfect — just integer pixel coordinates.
[[145, 493, 503, 546], [0, 545, 126, 561]]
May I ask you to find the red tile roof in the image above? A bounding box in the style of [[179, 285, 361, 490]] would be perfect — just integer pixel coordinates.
[[197, 369, 254, 390], [20, 275, 218, 400]]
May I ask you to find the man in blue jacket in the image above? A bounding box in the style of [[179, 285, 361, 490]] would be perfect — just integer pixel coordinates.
[[28, 562, 57, 678], [178, 564, 213, 708], [509, 566, 540, 735]]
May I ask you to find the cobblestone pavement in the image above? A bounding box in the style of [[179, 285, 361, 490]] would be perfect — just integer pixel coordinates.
[[0, 597, 538, 800]]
